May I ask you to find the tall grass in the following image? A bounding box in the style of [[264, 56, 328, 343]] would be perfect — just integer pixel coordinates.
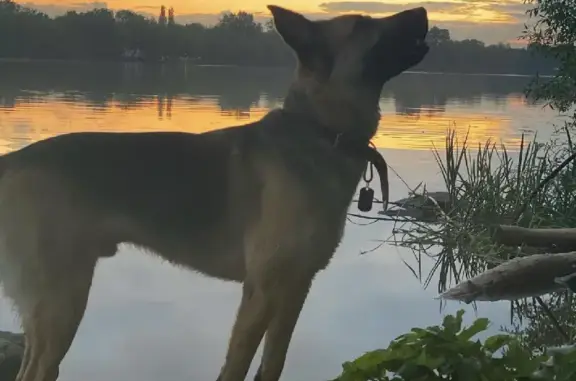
[[391, 127, 576, 299]]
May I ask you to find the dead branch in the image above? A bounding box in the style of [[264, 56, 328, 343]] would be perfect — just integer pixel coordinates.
[[493, 225, 576, 251], [437, 251, 576, 303]]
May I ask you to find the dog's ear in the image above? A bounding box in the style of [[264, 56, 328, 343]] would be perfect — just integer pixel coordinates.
[[267, 5, 315, 52]]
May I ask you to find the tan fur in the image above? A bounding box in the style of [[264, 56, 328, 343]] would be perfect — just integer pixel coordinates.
[[0, 5, 429, 381]]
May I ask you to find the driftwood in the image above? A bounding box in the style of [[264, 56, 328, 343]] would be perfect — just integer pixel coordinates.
[[494, 225, 576, 251], [438, 251, 576, 303], [437, 224, 576, 303]]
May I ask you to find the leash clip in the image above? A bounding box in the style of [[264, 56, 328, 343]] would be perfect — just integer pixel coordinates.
[[363, 161, 374, 186], [358, 161, 375, 212]]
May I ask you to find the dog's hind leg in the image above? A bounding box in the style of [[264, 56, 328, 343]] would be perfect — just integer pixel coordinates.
[[13, 257, 96, 381], [253, 276, 313, 381], [0, 171, 104, 381], [1, 233, 99, 381]]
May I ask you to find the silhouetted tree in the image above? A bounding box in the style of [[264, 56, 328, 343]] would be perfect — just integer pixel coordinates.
[[426, 26, 450, 46], [0, 0, 557, 73], [159, 5, 166, 26], [168, 7, 175, 26], [215, 12, 262, 36]]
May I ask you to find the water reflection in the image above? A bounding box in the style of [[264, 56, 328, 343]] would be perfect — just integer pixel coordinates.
[[0, 62, 535, 113], [0, 62, 567, 381], [0, 61, 561, 155]]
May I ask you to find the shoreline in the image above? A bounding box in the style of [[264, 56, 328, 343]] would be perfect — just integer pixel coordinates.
[[0, 58, 554, 78]]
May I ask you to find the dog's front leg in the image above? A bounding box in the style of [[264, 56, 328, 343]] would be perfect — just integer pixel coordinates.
[[216, 279, 272, 381], [253, 275, 313, 381]]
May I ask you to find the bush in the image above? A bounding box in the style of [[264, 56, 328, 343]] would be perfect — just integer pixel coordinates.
[[331, 310, 576, 381]]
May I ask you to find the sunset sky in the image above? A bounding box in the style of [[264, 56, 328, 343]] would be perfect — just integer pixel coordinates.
[[17, 0, 533, 45]]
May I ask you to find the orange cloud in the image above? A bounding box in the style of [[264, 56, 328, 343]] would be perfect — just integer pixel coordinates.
[[16, 0, 531, 44], [317, 1, 528, 23]]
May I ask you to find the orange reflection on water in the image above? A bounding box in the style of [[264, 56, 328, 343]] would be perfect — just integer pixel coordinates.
[[0, 95, 269, 154], [0, 93, 524, 155], [374, 109, 524, 151]]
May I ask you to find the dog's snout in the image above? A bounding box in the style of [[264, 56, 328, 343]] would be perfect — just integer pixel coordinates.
[[411, 7, 428, 19], [385, 7, 428, 37], [407, 7, 428, 38]]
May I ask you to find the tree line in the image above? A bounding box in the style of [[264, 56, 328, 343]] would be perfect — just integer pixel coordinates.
[[0, 0, 557, 75], [0, 62, 535, 114]]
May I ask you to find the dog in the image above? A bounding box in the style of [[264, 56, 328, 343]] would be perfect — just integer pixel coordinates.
[[0, 5, 428, 381]]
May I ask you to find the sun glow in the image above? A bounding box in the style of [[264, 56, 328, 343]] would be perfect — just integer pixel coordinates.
[[20, 0, 523, 25]]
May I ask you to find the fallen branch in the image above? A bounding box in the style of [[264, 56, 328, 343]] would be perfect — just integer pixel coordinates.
[[494, 225, 576, 251], [437, 251, 576, 303]]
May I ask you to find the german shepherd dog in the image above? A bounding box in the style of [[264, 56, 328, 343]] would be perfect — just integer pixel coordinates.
[[0, 5, 428, 381]]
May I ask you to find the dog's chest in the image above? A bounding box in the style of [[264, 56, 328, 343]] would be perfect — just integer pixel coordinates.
[[255, 144, 364, 240]]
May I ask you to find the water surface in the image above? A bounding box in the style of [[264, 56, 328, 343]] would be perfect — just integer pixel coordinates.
[[0, 62, 564, 381]]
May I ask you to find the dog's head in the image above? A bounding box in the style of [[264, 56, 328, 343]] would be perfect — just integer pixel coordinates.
[[269, 5, 429, 135], [269, 5, 429, 88]]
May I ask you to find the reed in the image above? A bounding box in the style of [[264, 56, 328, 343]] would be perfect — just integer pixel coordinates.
[[390, 126, 576, 310]]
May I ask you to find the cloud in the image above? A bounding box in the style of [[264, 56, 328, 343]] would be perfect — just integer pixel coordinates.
[[15, 1, 531, 45], [433, 20, 526, 44], [132, 5, 158, 11], [319, 1, 463, 14], [314, 0, 531, 44], [20, 1, 107, 17], [318, 0, 530, 22], [175, 12, 233, 26], [16, 1, 235, 26], [490, 2, 531, 18]]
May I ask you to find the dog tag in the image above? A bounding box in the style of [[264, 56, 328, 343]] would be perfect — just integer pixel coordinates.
[[358, 187, 374, 212]]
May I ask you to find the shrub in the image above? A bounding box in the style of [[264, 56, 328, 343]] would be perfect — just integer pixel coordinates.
[[331, 310, 576, 381]]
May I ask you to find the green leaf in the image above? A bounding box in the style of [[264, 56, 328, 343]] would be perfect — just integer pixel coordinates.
[[396, 362, 436, 379], [454, 358, 482, 381], [413, 350, 446, 370], [442, 310, 464, 336], [349, 349, 388, 371], [458, 318, 490, 341], [483, 334, 515, 354]]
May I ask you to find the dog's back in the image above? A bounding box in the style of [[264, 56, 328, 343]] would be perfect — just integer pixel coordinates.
[[4, 130, 241, 233]]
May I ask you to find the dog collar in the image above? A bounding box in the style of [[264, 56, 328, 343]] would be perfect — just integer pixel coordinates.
[[279, 109, 389, 212]]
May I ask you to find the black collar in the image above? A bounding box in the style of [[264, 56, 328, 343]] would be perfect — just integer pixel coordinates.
[[278, 109, 372, 156], [278, 108, 389, 212]]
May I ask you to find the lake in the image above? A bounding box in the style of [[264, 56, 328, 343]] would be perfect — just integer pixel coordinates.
[[0, 62, 565, 381]]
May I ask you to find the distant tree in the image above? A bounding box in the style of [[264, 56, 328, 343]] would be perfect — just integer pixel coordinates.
[[0, 0, 20, 13], [426, 26, 450, 46], [115, 9, 152, 52], [460, 38, 485, 48], [263, 18, 274, 33], [159, 5, 166, 26], [168, 7, 175, 25], [0, 3, 560, 72], [215, 11, 262, 35]]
